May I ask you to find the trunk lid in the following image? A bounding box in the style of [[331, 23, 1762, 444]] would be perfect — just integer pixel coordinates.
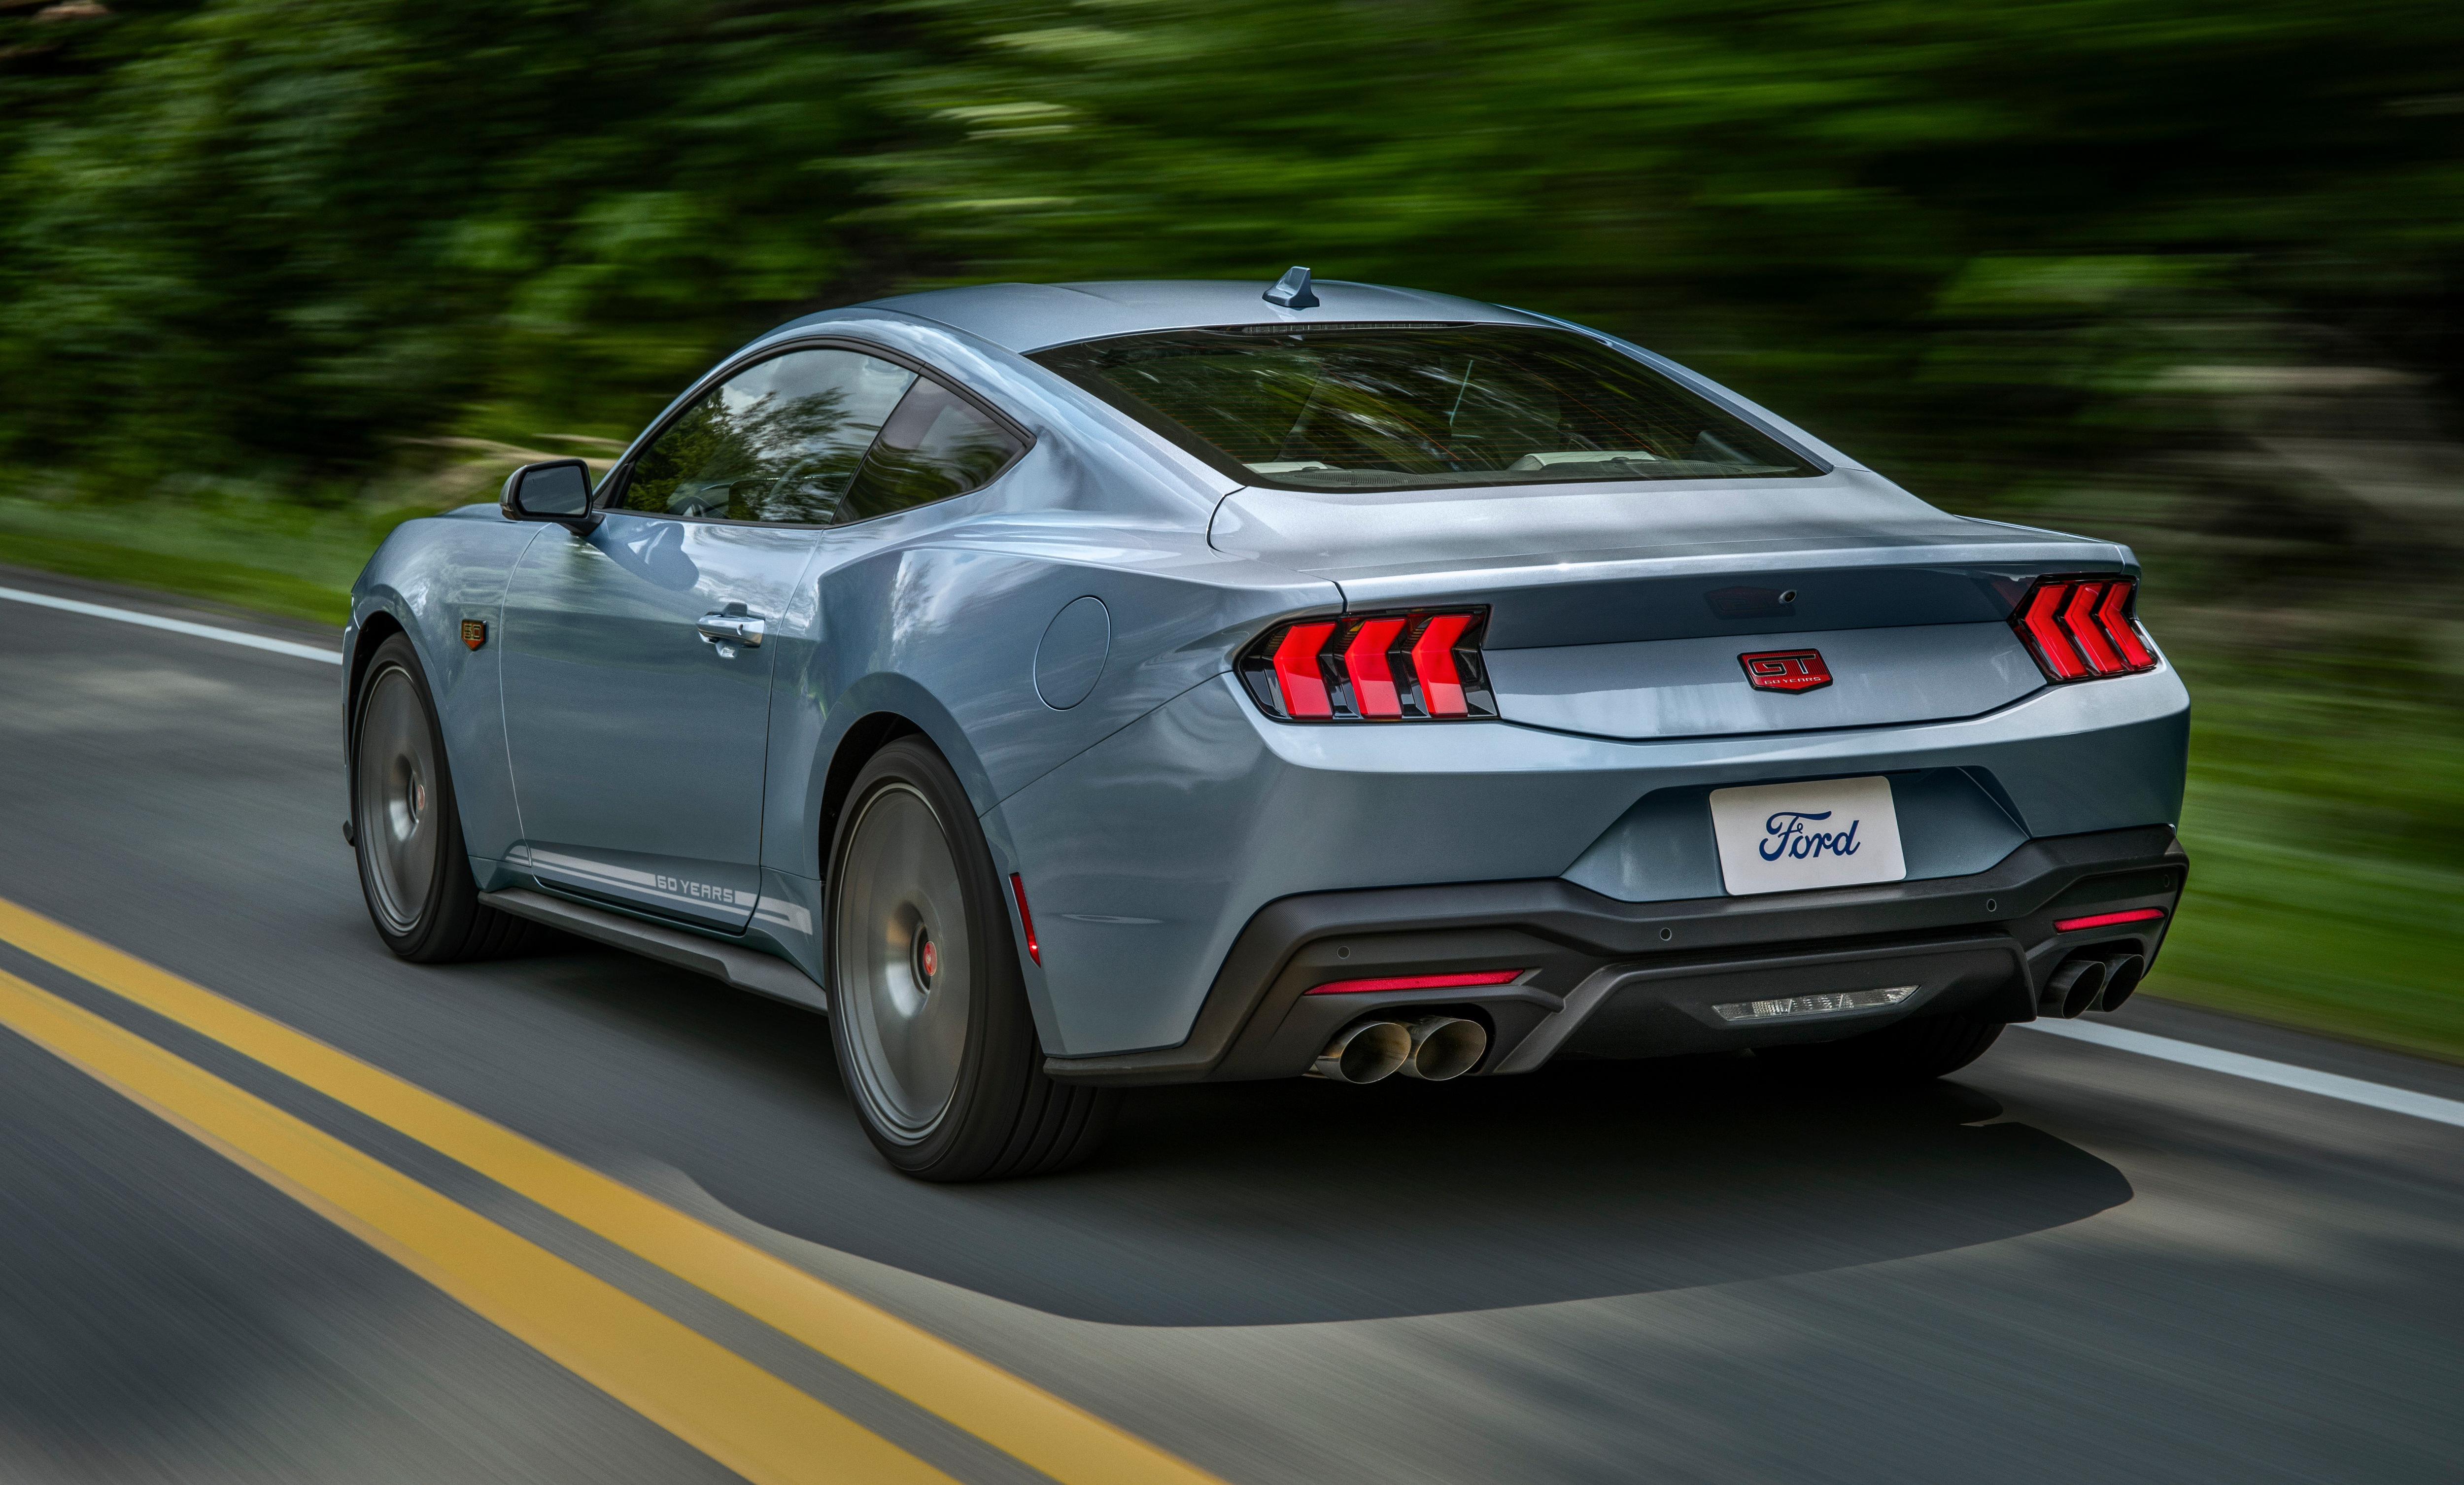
[[1208, 468, 2134, 739]]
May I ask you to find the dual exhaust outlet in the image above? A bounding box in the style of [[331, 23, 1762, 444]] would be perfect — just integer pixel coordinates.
[[2040, 950, 2148, 1019], [1312, 1016, 1489, 1084]]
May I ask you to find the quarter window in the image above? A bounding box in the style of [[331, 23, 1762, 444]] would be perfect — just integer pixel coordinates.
[[839, 379, 1030, 524]]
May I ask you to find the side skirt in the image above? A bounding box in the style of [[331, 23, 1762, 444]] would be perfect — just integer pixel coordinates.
[[479, 888, 829, 1014]]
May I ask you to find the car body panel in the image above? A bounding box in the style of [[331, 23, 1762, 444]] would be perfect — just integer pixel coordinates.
[[1208, 468, 2123, 635], [500, 513, 820, 931], [1486, 622, 2048, 739], [344, 509, 539, 866], [990, 665, 2186, 1056]]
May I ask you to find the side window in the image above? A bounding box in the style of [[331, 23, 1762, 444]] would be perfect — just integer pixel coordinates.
[[837, 378, 1029, 525], [617, 348, 916, 524]]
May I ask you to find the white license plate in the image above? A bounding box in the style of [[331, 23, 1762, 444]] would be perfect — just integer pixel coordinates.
[[1709, 776, 1907, 896]]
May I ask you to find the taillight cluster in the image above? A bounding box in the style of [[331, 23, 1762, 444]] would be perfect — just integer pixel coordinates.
[[2011, 575, 2159, 682], [1240, 609, 1497, 721]]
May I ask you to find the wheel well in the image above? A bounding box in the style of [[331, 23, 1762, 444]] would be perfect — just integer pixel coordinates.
[[819, 712, 925, 856], [346, 610, 407, 727]]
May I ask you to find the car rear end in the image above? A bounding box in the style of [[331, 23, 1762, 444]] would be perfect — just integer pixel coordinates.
[[1006, 314, 2188, 1084]]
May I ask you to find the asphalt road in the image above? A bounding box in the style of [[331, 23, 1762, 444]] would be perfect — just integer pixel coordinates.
[[2, 565, 2460, 1485]]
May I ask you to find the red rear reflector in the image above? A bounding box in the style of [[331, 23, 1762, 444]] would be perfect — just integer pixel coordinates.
[[1271, 621, 1337, 718], [1305, 968, 1524, 995], [2096, 583, 2155, 668], [2053, 907, 2166, 932], [1410, 613, 1474, 716], [2018, 583, 2088, 679], [1344, 617, 1409, 718], [1007, 873, 1041, 963], [2061, 582, 2125, 674]]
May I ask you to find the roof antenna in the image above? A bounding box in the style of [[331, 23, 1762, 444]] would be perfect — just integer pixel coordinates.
[[1263, 265, 1320, 310]]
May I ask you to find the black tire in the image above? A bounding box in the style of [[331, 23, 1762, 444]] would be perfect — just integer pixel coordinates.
[[1754, 1011, 2006, 1082], [825, 738, 1117, 1181], [349, 634, 531, 964]]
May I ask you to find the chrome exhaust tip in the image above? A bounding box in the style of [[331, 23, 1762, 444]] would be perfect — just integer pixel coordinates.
[[2042, 957, 2109, 1019], [1396, 1016, 1488, 1081], [1310, 1020, 1411, 1084], [2097, 953, 2147, 1012]]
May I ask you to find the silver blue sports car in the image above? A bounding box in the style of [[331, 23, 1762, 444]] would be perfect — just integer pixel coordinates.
[[344, 268, 2190, 1180]]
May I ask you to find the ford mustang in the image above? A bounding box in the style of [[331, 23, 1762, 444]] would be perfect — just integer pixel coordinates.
[[343, 269, 2189, 1180]]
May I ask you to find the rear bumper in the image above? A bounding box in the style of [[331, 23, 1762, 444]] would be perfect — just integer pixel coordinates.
[[1042, 823, 2186, 1085]]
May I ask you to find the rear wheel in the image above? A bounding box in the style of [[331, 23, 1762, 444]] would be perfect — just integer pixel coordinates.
[[1754, 1011, 2005, 1082], [350, 634, 529, 963], [827, 738, 1116, 1181]]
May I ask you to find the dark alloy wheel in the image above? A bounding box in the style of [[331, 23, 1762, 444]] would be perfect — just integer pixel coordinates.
[[349, 634, 529, 963], [827, 738, 1117, 1181], [1754, 1011, 2006, 1082]]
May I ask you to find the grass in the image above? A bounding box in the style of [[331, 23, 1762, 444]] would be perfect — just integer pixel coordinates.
[[0, 521, 359, 625], [2, 497, 2456, 1064], [0, 492, 419, 626], [2152, 831, 2464, 1060], [2146, 656, 2464, 1062], [0, 438, 606, 626]]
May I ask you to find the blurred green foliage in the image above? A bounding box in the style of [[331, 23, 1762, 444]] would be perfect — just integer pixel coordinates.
[[3, 0, 2460, 1054]]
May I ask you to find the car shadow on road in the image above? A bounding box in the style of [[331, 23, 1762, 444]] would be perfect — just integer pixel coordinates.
[[617, 951, 2134, 1327]]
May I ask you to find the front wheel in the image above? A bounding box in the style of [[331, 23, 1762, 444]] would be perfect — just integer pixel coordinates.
[[350, 634, 529, 963], [827, 738, 1116, 1181], [1754, 1011, 2005, 1082]]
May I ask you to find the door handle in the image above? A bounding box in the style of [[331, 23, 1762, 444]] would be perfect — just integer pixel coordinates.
[[695, 612, 766, 648]]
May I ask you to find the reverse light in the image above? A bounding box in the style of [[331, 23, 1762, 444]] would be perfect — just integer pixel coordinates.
[[2053, 907, 2166, 932], [2011, 575, 2159, 683], [1306, 968, 1525, 995], [1242, 608, 1497, 722]]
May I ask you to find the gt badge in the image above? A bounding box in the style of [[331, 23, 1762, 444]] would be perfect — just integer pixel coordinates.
[[1741, 649, 1830, 693], [462, 619, 488, 651]]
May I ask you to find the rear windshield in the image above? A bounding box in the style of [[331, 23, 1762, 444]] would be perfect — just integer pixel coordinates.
[[1029, 324, 1818, 490]]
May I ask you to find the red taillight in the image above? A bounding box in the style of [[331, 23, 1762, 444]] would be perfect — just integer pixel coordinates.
[[2062, 582, 2126, 674], [1306, 969, 1524, 995], [1008, 873, 1040, 964], [1409, 613, 1474, 717], [2054, 907, 2166, 932], [1344, 617, 1409, 718], [2018, 583, 2087, 679], [1270, 621, 1338, 718], [1241, 608, 1495, 722], [2097, 583, 2155, 669], [2011, 576, 2158, 684]]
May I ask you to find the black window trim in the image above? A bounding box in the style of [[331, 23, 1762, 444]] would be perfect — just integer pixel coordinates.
[[595, 334, 1038, 528], [1028, 321, 1831, 493]]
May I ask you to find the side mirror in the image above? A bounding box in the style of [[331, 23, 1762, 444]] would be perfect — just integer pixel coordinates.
[[500, 459, 599, 530]]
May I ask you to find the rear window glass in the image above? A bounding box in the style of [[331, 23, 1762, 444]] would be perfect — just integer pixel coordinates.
[[1029, 324, 1817, 490]]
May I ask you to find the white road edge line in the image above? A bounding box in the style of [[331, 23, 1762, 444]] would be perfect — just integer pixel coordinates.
[[2019, 1019, 2464, 1129], [0, 584, 342, 664]]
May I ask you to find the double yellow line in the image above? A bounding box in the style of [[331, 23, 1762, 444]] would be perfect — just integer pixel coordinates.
[[0, 898, 1224, 1485]]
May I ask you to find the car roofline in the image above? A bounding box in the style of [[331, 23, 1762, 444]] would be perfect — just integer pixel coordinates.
[[816, 278, 1551, 354]]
